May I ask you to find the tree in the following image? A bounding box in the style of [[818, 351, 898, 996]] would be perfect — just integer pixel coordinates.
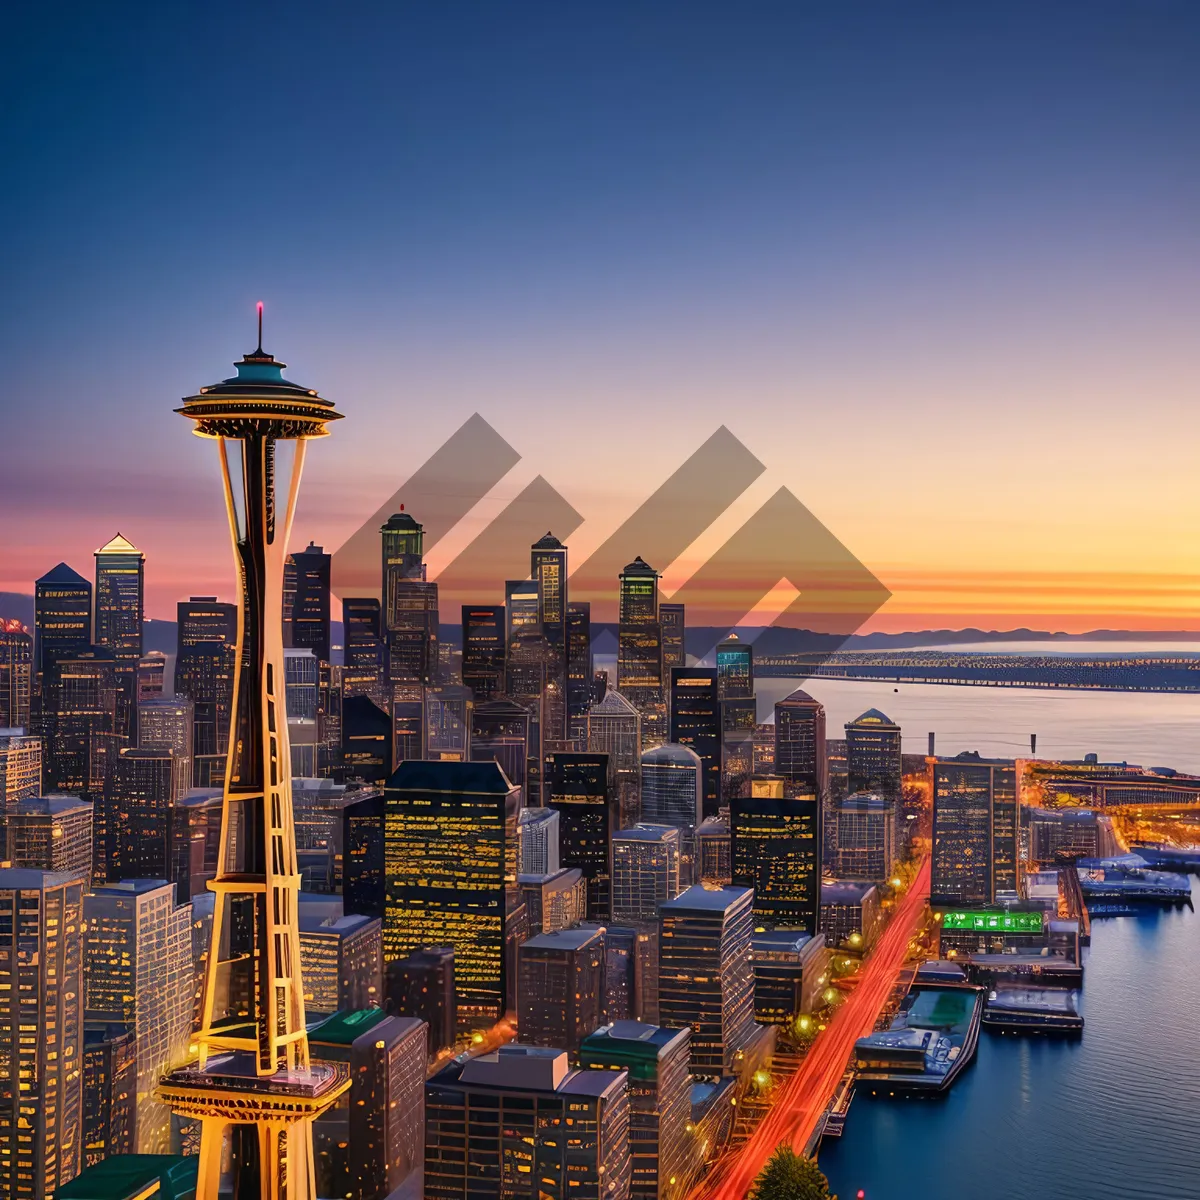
[[751, 1145, 837, 1200]]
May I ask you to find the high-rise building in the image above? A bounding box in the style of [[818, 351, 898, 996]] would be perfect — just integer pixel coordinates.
[[299, 911, 384, 1017], [845, 708, 903, 802], [384, 759, 519, 1030], [531, 533, 569, 730], [617, 557, 664, 735], [425, 1044, 631, 1200], [341, 695, 393, 783], [518, 867, 587, 935], [93, 533, 144, 661], [170, 787, 223, 903], [669, 668, 721, 819], [284, 541, 332, 664], [517, 805, 561, 875], [579, 1022, 693, 1200], [470, 697, 532, 794], [382, 512, 438, 685], [8, 794, 93, 877], [586, 688, 642, 828], [835, 792, 897, 881], [545, 751, 616, 919], [39, 647, 122, 795], [504, 577, 541, 652], [930, 752, 1018, 904], [750, 930, 829, 1024], [517, 926, 606, 1056], [34, 562, 92, 675], [461, 604, 506, 701], [385, 947, 456, 1057], [0, 868, 85, 1198], [731, 782, 821, 934], [773, 688, 828, 798], [174, 597, 236, 788], [101, 747, 186, 884], [658, 885, 756, 1077], [612, 825, 682, 925], [285, 647, 321, 776], [0, 619, 33, 728], [156, 322, 350, 1199], [425, 683, 472, 761], [659, 603, 686, 678], [0, 731, 42, 855], [640, 744, 703, 879], [343, 596, 387, 706], [566, 601, 594, 725], [82, 1022, 136, 1168], [714, 634, 752, 699], [136, 651, 167, 704], [819, 880, 882, 949], [84, 879, 192, 1153], [138, 694, 194, 783], [343, 792, 386, 918], [695, 816, 731, 886]]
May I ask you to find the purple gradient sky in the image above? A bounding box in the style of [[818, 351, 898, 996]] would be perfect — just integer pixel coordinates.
[[1, 4, 1197, 630]]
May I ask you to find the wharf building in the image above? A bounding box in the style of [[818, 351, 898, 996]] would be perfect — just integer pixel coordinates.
[[0, 868, 86, 1199], [580, 1022, 693, 1200], [517, 925, 606, 1057], [383, 759, 519, 1030], [658, 885, 756, 1077], [1027, 807, 1116, 864], [425, 1043, 632, 1200]]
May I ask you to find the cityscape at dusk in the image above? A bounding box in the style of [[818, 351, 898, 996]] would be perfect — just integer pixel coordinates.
[[1, 5, 1198, 1200]]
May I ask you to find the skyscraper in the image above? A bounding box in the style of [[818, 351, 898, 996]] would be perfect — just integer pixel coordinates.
[[545, 750, 616, 919], [138, 694, 194, 778], [773, 689, 828, 797], [470, 696, 532, 793], [7, 794, 93, 878], [0, 619, 33, 728], [343, 792, 386, 918], [504, 577, 542, 653], [283, 541, 332, 664], [384, 759, 519, 1030], [517, 926, 606, 1056], [845, 708, 903, 802], [518, 867, 587, 935], [612, 825, 682, 925], [731, 783, 822, 934], [85, 879, 193, 1153], [34, 562, 92, 675], [517, 805, 561, 876], [101, 746, 186, 884], [39, 647, 122, 795], [658, 885, 756, 1076], [382, 511, 439, 685], [174, 597, 236, 788], [617, 557, 664, 732], [0, 868, 86, 1198], [156, 319, 350, 1200], [659, 603, 686, 677], [385, 947, 456, 1057], [425, 1044, 631, 1200], [298, 911, 384, 1017], [82, 1022, 136, 1168], [0, 731, 42, 856], [93, 533, 144, 661], [579, 1022, 693, 1200], [714, 633, 752, 699], [341, 695, 393, 783], [669, 668, 721, 819], [461, 604, 506, 701], [342, 596, 387, 706], [835, 792, 897, 881], [566, 600, 594, 725], [586, 688, 642, 828]]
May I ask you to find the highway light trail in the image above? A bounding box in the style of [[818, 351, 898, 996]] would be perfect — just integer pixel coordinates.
[[699, 855, 932, 1200]]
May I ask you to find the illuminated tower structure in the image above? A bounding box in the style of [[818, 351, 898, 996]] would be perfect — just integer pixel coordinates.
[[157, 312, 349, 1200]]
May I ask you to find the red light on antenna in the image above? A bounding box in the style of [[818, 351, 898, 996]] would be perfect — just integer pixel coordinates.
[[857, 1191, 866, 1199]]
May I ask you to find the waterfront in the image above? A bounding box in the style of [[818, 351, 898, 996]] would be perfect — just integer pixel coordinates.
[[820, 901, 1200, 1200]]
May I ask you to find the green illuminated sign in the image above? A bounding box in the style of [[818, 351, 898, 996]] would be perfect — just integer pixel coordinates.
[[940, 910, 1043, 933]]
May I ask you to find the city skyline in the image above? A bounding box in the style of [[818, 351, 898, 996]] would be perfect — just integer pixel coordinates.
[[3, 4, 1199, 632]]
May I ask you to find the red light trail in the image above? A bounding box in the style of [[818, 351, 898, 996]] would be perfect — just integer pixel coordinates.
[[697, 855, 932, 1200]]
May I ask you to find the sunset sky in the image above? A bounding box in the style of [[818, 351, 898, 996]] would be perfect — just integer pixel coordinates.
[[2, 4, 1197, 632]]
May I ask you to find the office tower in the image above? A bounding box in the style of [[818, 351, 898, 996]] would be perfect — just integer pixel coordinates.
[[470, 696, 532, 793], [714, 633, 752, 699], [343, 596, 387, 706], [425, 683, 472, 760], [819, 881, 882, 949], [82, 1022, 136, 1167], [0, 731, 42, 855], [504, 577, 541, 650], [719, 694, 756, 805], [659, 602, 686, 677], [773, 688, 828, 797], [750, 930, 829, 1025], [381, 511, 438, 685], [285, 648, 320, 775], [40, 647, 122, 794], [34, 562, 92, 674], [580, 1022, 692, 1200], [586, 688, 642, 827], [299, 911, 384, 1017], [171, 787, 223, 902], [343, 792, 386, 918], [136, 650, 167, 703], [101, 747, 185, 883], [85, 879, 193, 1153], [385, 947, 456, 1056], [695, 816, 731, 886], [566, 600, 594, 725], [752, 722, 775, 775], [0, 619, 33, 728], [93, 533, 144, 668], [846, 708, 903, 801], [518, 867, 587, 934], [518, 805, 561, 874], [640, 743, 703, 831], [612, 825, 681, 925], [174, 596, 236, 788], [731, 781, 821, 934], [658, 885, 755, 1076], [425, 1044, 631, 1200], [139, 694, 194, 772], [825, 736, 849, 804], [317, 660, 342, 774], [617, 557, 665, 741], [384, 760, 519, 1030], [283, 541, 332, 663], [341, 694, 393, 783], [507, 628, 560, 765], [0, 868, 85, 1198], [930, 751, 1018, 904], [385, 679, 422, 765], [461, 604, 506, 701], [668, 668, 721, 820], [155, 322, 349, 1200], [517, 926, 606, 1056], [835, 792, 896, 880], [531, 532, 569, 654], [8, 794, 93, 877], [545, 751, 616, 919]]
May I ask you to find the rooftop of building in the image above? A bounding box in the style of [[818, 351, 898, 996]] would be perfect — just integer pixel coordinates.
[[613, 823, 679, 843], [532, 531, 566, 550], [751, 928, 821, 955], [662, 883, 752, 914], [95, 532, 142, 556], [821, 880, 879, 904], [307, 1007, 407, 1046], [518, 867, 583, 889], [518, 805, 558, 826], [837, 791, 891, 811], [621, 555, 657, 576], [16, 794, 92, 816], [380, 510, 423, 532], [696, 814, 730, 834], [176, 787, 223, 808], [298, 910, 380, 937], [583, 1020, 687, 1051], [588, 689, 640, 718], [523, 926, 605, 952], [89, 878, 173, 896], [847, 708, 898, 727], [36, 561, 89, 586], [56, 1154, 197, 1200], [386, 757, 516, 795], [641, 741, 703, 767], [776, 687, 821, 708]]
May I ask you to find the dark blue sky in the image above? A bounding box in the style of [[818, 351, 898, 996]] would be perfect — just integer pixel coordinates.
[[2, 3, 1197, 629]]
